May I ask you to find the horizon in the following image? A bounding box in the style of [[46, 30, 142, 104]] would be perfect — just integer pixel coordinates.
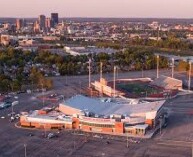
[[0, 0, 193, 18], [1, 16, 193, 19]]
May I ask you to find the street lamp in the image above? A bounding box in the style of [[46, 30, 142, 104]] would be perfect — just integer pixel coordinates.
[[126, 133, 129, 148], [41, 83, 45, 106], [88, 58, 91, 88], [157, 55, 159, 78], [24, 144, 27, 157], [100, 62, 103, 97], [188, 61, 192, 91], [172, 58, 174, 78], [159, 115, 163, 135], [113, 66, 117, 98], [100, 62, 103, 80]]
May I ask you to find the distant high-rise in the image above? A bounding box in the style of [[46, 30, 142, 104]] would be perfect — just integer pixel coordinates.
[[45, 18, 51, 28], [38, 15, 46, 30], [34, 20, 40, 33], [16, 19, 23, 30], [51, 13, 59, 26]]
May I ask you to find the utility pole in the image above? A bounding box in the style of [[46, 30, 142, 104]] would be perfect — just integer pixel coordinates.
[[157, 55, 159, 78], [113, 66, 116, 98], [88, 59, 91, 88], [172, 58, 174, 78], [189, 61, 192, 91]]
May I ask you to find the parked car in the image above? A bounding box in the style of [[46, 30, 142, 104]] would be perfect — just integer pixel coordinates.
[[47, 133, 58, 139], [14, 96, 18, 99], [0, 102, 12, 109], [4, 102, 12, 108]]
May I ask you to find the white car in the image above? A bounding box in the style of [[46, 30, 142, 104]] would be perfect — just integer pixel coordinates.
[[14, 96, 18, 99]]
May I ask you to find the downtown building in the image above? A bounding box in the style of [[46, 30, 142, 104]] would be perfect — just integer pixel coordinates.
[[51, 13, 59, 26]]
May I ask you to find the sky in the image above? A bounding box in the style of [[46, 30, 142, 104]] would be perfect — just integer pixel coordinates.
[[0, 0, 193, 18]]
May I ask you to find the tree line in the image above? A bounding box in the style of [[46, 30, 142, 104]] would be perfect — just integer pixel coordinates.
[[0, 47, 169, 93]]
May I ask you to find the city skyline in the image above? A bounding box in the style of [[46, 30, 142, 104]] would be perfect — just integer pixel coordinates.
[[0, 0, 193, 18]]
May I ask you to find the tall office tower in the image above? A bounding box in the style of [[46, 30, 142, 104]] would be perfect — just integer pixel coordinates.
[[45, 18, 52, 31], [16, 19, 23, 30], [22, 19, 27, 27], [34, 21, 40, 33], [38, 15, 46, 31], [51, 13, 59, 26]]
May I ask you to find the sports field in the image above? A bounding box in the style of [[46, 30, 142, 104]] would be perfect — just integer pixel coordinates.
[[117, 82, 162, 97]]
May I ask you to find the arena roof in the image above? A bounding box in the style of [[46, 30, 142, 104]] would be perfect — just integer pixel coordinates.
[[62, 95, 165, 117]]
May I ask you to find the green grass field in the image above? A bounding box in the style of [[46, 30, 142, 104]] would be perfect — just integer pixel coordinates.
[[117, 83, 161, 97]]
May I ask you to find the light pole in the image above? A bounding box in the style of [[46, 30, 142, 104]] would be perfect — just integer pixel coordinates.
[[192, 143, 193, 157], [100, 62, 103, 81], [188, 61, 192, 91], [172, 58, 174, 78], [157, 55, 159, 78], [65, 75, 67, 85], [100, 62, 103, 97], [79, 81, 82, 94], [160, 116, 162, 135], [32, 80, 34, 93], [126, 133, 129, 148], [88, 59, 91, 88], [141, 63, 144, 78], [24, 144, 27, 157], [44, 124, 47, 138], [11, 103, 14, 115], [116, 67, 119, 79], [113, 66, 116, 98], [41, 83, 45, 106]]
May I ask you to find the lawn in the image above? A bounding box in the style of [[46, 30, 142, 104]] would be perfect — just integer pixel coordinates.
[[117, 82, 161, 97]]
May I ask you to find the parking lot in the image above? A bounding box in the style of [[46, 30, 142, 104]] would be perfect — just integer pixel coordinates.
[[1, 69, 193, 157]]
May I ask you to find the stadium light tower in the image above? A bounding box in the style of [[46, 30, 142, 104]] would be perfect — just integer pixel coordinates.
[[172, 58, 174, 78], [157, 55, 159, 78], [113, 66, 117, 98], [100, 62, 103, 81], [99, 62, 103, 97], [188, 61, 192, 91], [88, 59, 91, 88]]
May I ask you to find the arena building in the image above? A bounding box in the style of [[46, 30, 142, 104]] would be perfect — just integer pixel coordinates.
[[20, 95, 167, 137]]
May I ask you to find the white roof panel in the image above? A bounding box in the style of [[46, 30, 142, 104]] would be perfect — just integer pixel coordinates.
[[62, 95, 165, 117]]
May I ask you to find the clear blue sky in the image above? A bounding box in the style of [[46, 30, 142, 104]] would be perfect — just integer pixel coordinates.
[[0, 0, 192, 18]]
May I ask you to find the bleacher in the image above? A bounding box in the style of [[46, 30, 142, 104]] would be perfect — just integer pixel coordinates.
[[150, 75, 182, 90]]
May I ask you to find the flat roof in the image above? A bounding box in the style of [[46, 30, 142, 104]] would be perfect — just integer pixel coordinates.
[[62, 95, 165, 117]]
